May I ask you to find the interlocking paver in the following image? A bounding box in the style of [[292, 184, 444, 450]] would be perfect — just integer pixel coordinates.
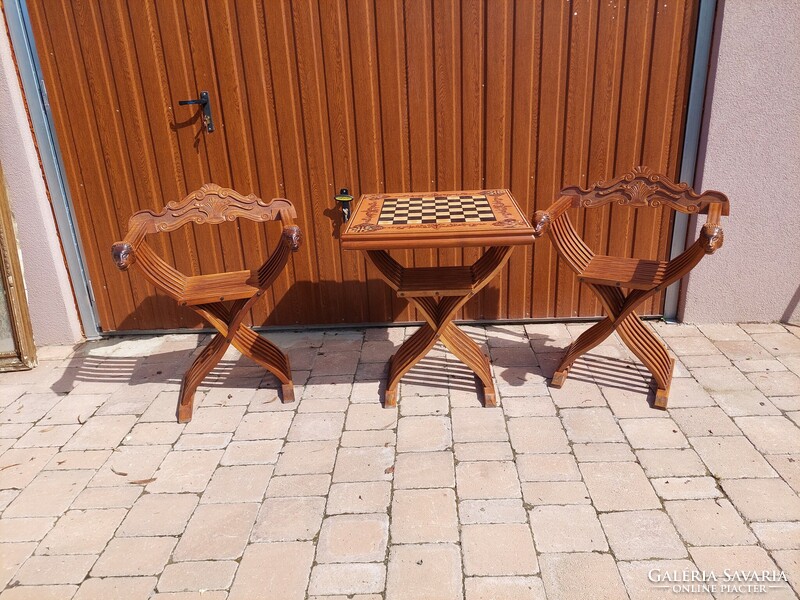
[[385, 543, 461, 600], [391, 488, 458, 543], [665, 499, 756, 545], [396, 416, 451, 452], [145, 449, 222, 493], [572, 442, 636, 462], [274, 440, 337, 475], [72, 576, 156, 599], [457, 461, 521, 499], [751, 522, 800, 550], [201, 464, 272, 503], [393, 451, 454, 489], [462, 523, 538, 576], [465, 576, 546, 600], [90, 445, 170, 487], [580, 462, 660, 511], [617, 559, 711, 600], [0, 448, 58, 489], [288, 412, 345, 441], [309, 563, 385, 596], [0, 517, 55, 543], [4, 470, 93, 518], [522, 481, 592, 506], [172, 502, 258, 561], [459, 499, 528, 524], [90, 536, 176, 576], [529, 505, 607, 552], [38, 508, 125, 555], [599, 510, 686, 560], [4, 323, 800, 598], [157, 561, 238, 593], [539, 553, 627, 600], [333, 447, 394, 483], [690, 435, 777, 479], [62, 415, 136, 450], [251, 496, 325, 542], [316, 513, 389, 562], [117, 493, 198, 537], [0, 584, 78, 600], [734, 415, 800, 454], [11, 553, 96, 585], [230, 542, 314, 600], [620, 417, 689, 449], [507, 417, 570, 454], [669, 406, 740, 437], [265, 474, 331, 497], [720, 478, 800, 521]]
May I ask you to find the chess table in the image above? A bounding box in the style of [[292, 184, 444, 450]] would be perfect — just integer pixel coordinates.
[[342, 190, 534, 407]]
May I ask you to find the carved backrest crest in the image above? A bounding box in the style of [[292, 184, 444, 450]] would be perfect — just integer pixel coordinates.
[[561, 167, 729, 215], [130, 183, 297, 234]]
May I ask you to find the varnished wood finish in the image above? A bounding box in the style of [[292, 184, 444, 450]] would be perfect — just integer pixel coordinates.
[[28, 0, 700, 330], [345, 190, 533, 406], [534, 167, 728, 408], [112, 184, 301, 422]]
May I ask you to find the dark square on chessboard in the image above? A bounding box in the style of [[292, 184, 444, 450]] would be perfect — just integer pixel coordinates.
[[377, 194, 496, 225]]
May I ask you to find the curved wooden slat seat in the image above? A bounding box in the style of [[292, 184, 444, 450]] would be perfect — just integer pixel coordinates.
[[533, 166, 728, 408], [111, 183, 302, 422]]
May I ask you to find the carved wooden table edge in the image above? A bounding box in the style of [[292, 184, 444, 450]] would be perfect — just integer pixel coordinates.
[[533, 166, 729, 408], [342, 189, 534, 407], [111, 183, 302, 423]]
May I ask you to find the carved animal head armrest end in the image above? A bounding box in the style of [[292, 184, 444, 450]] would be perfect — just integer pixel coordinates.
[[700, 223, 724, 254], [282, 225, 303, 251], [533, 211, 552, 238], [111, 242, 136, 270]]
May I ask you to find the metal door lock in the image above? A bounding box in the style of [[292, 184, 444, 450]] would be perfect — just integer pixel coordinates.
[[179, 91, 215, 133]]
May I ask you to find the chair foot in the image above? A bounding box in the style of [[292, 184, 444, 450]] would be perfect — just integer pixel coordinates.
[[281, 383, 295, 404], [177, 396, 194, 423], [551, 368, 569, 388], [384, 388, 397, 408], [654, 388, 669, 410], [483, 387, 497, 408]]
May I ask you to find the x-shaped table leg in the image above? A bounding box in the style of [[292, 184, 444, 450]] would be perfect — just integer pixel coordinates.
[[365, 247, 513, 407], [176, 299, 294, 423], [551, 284, 674, 408]]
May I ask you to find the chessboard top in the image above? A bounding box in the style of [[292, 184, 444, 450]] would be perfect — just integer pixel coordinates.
[[341, 189, 534, 250]]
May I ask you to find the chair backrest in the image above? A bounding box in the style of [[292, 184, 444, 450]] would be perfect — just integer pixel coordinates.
[[560, 166, 729, 215], [128, 183, 297, 235]]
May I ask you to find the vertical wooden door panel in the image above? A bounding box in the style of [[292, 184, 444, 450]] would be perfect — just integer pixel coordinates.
[[28, 0, 699, 331]]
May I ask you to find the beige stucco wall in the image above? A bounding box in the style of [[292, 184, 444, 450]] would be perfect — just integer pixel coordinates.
[[0, 15, 83, 345], [681, 0, 800, 324]]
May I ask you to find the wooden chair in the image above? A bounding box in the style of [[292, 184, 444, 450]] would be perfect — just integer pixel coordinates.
[[533, 166, 728, 408], [111, 183, 302, 422]]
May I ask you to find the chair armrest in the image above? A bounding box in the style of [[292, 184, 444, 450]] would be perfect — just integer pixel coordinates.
[[281, 224, 303, 252], [533, 195, 573, 238], [111, 222, 148, 271]]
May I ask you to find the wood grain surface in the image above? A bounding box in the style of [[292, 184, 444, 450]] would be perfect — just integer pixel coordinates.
[[28, 0, 699, 330]]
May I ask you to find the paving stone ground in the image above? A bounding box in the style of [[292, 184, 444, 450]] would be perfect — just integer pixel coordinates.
[[0, 321, 799, 599]]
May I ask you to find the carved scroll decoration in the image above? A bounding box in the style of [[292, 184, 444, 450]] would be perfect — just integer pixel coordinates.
[[561, 166, 730, 215]]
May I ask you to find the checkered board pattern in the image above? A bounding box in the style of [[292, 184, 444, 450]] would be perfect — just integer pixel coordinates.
[[377, 195, 496, 225]]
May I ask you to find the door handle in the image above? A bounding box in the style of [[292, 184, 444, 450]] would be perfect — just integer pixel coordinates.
[[179, 91, 215, 133]]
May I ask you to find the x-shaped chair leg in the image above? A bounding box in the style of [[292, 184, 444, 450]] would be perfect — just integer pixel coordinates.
[[551, 284, 673, 408], [176, 299, 294, 422], [365, 247, 513, 407]]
